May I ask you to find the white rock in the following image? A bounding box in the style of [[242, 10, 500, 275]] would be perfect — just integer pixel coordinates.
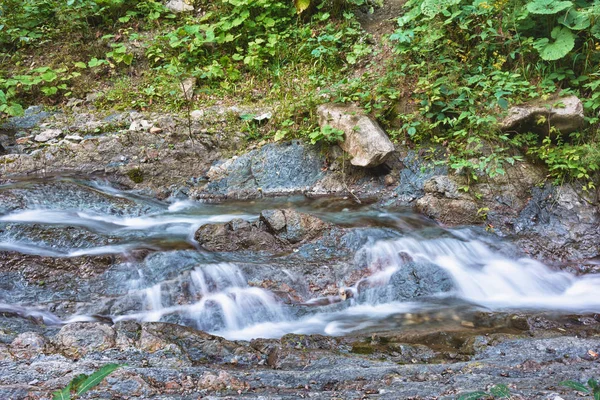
[[180, 77, 196, 99], [129, 120, 153, 132], [500, 95, 584, 136], [165, 0, 193, 13], [64, 134, 84, 141], [34, 129, 62, 142], [317, 104, 394, 167], [190, 110, 205, 120]]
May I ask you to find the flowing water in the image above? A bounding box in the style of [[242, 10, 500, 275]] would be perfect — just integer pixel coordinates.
[[0, 177, 599, 341]]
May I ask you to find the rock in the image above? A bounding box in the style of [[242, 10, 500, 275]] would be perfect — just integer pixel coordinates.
[[264, 208, 329, 244], [64, 134, 83, 142], [190, 109, 205, 120], [129, 120, 153, 132], [149, 126, 162, 134], [54, 322, 116, 358], [165, 0, 193, 13], [415, 195, 480, 225], [195, 219, 285, 252], [180, 77, 196, 99], [317, 103, 394, 167], [261, 209, 287, 232], [513, 183, 600, 260], [138, 323, 260, 365], [199, 141, 325, 199], [423, 175, 461, 199], [34, 128, 62, 142], [195, 209, 329, 252], [15, 136, 33, 145], [500, 95, 584, 137], [10, 332, 48, 359], [0, 106, 50, 134], [198, 371, 249, 392]]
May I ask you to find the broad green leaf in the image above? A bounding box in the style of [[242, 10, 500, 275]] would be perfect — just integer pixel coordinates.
[[294, 0, 311, 14], [589, 379, 599, 390], [74, 62, 87, 69], [122, 53, 134, 65], [559, 380, 590, 393], [560, 9, 590, 30], [490, 384, 511, 398], [526, 0, 573, 15], [0, 90, 6, 104], [6, 103, 24, 116], [41, 86, 58, 96], [41, 70, 58, 83], [595, 391, 600, 400], [534, 26, 575, 60], [76, 364, 121, 396], [456, 391, 488, 400]]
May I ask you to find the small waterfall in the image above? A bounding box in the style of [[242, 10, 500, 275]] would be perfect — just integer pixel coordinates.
[[375, 236, 600, 311], [186, 263, 286, 333]]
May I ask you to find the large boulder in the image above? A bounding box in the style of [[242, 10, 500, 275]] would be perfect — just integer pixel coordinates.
[[500, 96, 584, 137], [317, 104, 395, 167], [200, 141, 325, 200]]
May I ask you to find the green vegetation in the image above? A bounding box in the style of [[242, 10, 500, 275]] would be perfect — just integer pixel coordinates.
[[560, 378, 600, 399], [1, 0, 600, 185], [52, 363, 122, 400], [456, 384, 511, 399]]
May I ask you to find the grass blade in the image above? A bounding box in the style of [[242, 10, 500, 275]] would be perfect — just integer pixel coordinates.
[[456, 391, 488, 400], [559, 380, 590, 393], [76, 363, 122, 396]]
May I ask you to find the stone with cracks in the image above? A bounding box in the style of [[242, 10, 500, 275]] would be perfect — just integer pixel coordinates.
[[317, 103, 394, 167], [500, 95, 584, 137]]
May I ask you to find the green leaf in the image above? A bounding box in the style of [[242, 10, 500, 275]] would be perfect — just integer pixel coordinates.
[[6, 103, 24, 116], [74, 62, 87, 69], [595, 391, 600, 400], [559, 380, 590, 393], [534, 26, 575, 60], [526, 0, 573, 15], [76, 364, 121, 396], [490, 384, 510, 398], [52, 383, 72, 400], [560, 9, 590, 30], [592, 20, 600, 39], [40, 70, 58, 83], [421, 0, 461, 17], [589, 379, 599, 390], [294, 0, 311, 14], [456, 391, 488, 400], [41, 86, 58, 96], [70, 374, 88, 392], [122, 53, 134, 65]]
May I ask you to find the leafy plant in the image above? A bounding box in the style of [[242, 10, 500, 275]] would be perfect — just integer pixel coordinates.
[[456, 384, 511, 400], [309, 124, 345, 144], [560, 378, 600, 400], [52, 363, 122, 400]]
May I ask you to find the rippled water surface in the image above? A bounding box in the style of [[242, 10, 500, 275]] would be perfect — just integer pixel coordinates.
[[1, 177, 599, 340]]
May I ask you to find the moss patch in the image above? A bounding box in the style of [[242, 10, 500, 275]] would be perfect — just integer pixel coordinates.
[[127, 168, 144, 183]]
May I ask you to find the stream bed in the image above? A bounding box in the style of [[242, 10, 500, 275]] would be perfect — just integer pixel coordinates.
[[1, 177, 599, 342]]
